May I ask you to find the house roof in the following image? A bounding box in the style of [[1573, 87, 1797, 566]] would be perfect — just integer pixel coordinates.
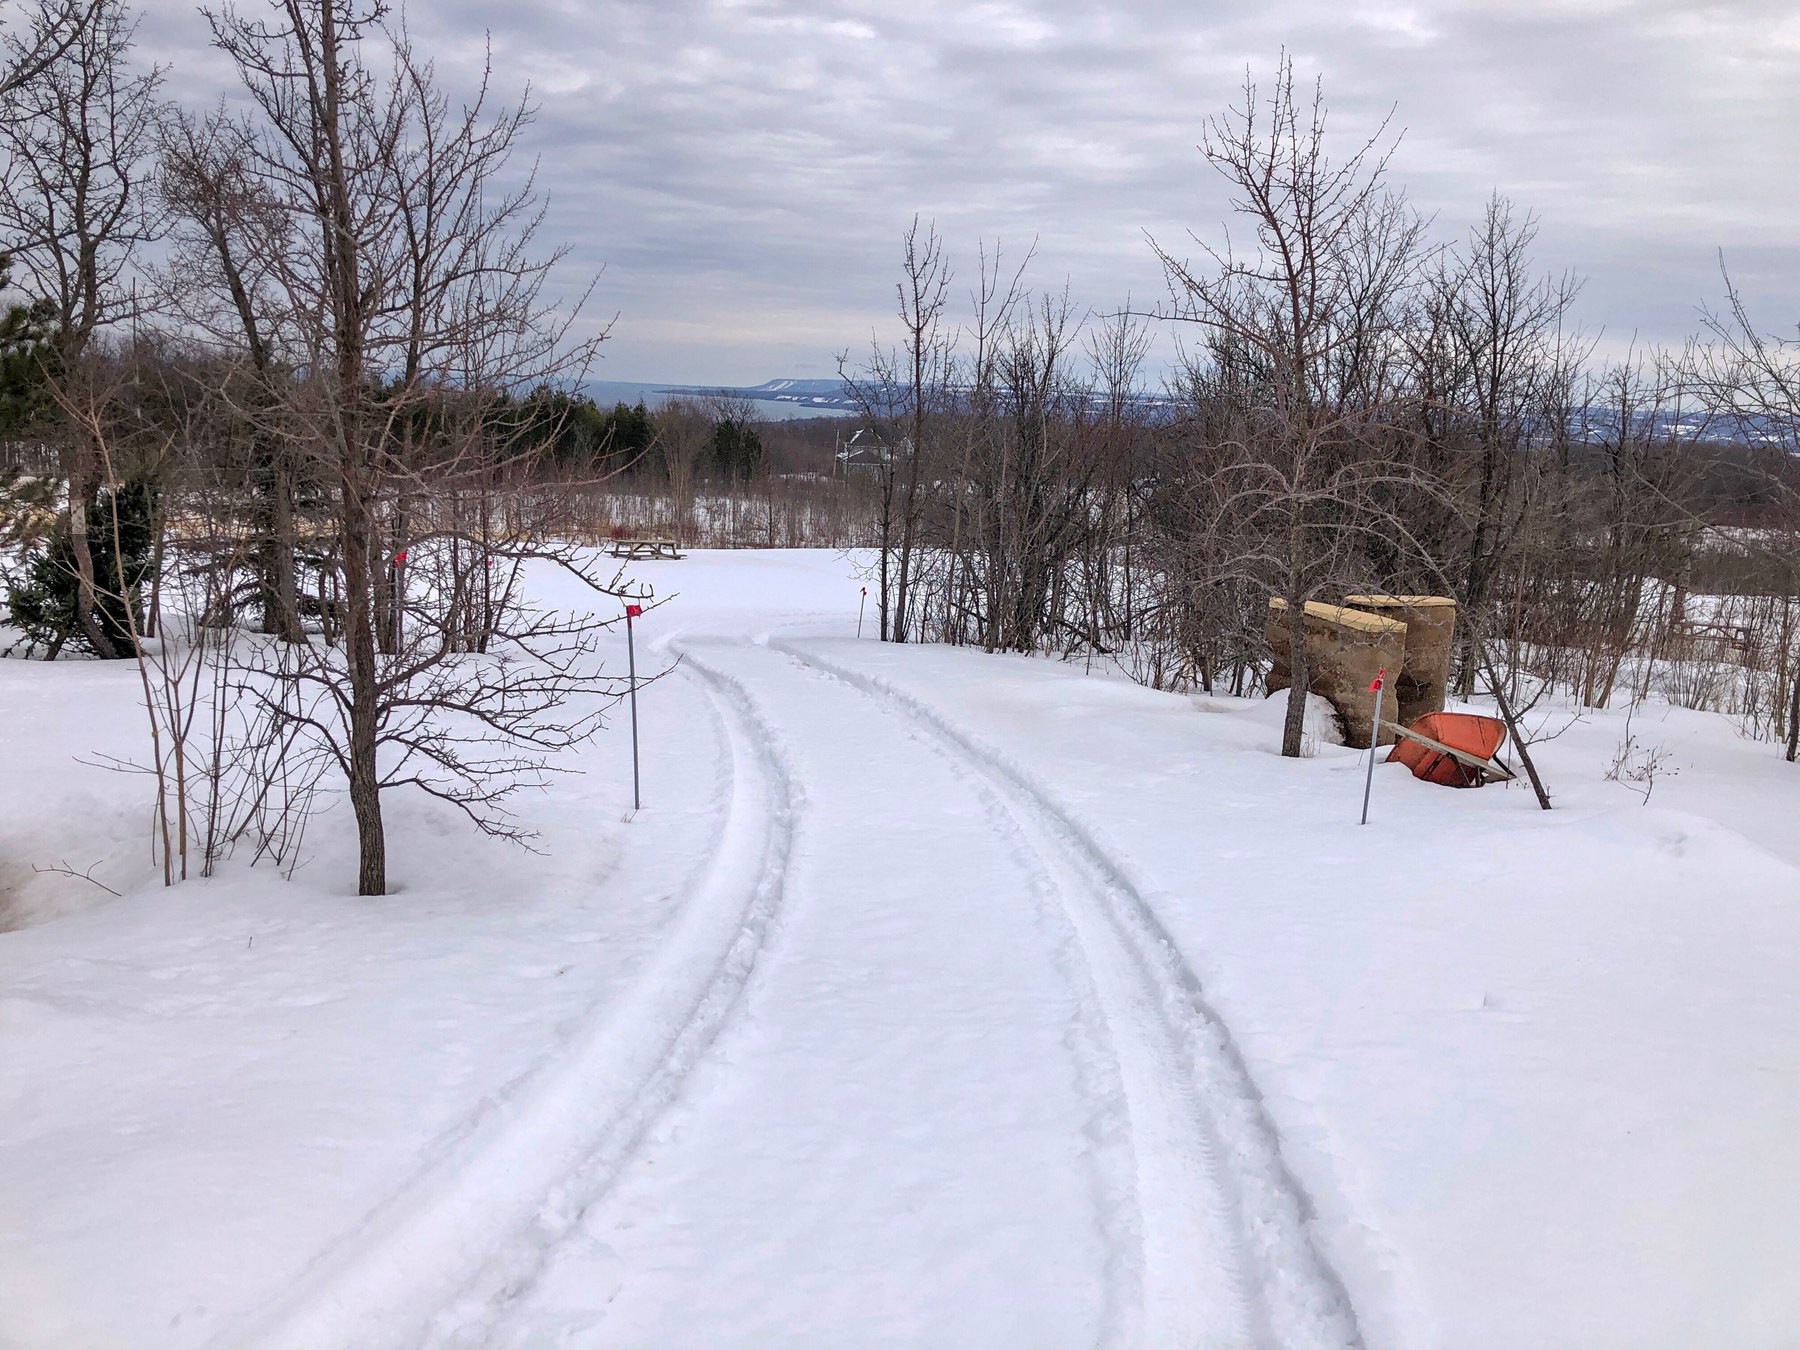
[[836, 428, 909, 465]]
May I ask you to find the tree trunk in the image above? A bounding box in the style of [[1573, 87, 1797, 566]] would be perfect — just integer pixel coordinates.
[[349, 720, 386, 895], [145, 504, 166, 640], [892, 478, 919, 641], [877, 465, 893, 640], [68, 444, 119, 658], [1281, 597, 1309, 757], [893, 405, 926, 642], [342, 497, 386, 895], [1787, 642, 1800, 764], [1480, 639, 1553, 809], [260, 450, 305, 642], [1455, 434, 1508, 696], [374, 510, 397, 656]]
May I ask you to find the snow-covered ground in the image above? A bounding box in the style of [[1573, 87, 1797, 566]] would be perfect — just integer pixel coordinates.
[[3, 549, 1799, 1348]]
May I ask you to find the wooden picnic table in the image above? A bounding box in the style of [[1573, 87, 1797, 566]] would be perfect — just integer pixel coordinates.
[[607, 538, 685, 561]]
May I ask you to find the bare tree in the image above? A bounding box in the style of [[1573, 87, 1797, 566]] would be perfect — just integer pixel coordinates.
[[937, 237, 1032, 644], [157, 107, 310, 642], [1436, 194, 1584, 692], [889, 216, 951, 643], [1569, 353, 1701, 709], [981, 286, 1093, 653], [0, 0, 102, 110], [197, 0, 619, 894], [650, 397, 713, 545], [1691, 264, 1800, 760], [841, 217, 955, 641], [0, 0, 164, 657], [1150, 57, 1440, 755], [1079, 305, 1152, 655]]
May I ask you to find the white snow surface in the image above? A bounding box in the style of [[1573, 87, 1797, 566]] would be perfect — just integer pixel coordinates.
[[3, 548, 1799, 1348]]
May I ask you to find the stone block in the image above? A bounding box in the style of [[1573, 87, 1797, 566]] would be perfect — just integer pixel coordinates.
[[1341, 595, 1457, 726], [1266, 598, 1409, 748]]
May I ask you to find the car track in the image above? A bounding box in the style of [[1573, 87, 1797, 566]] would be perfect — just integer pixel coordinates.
[[772, 637, 1363, 1348], [214, 648, 797, 1350]]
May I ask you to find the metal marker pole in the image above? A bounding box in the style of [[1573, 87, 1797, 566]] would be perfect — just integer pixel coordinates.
[[857, 586, 867, 639], [391, 549, 407, 651], [1360, 668, 1386, 825], [626, 603, 642, 811]]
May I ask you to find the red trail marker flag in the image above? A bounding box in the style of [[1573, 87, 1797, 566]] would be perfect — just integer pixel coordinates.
[[624, 603, 643, 808], [1361, 668, 1387, 824]]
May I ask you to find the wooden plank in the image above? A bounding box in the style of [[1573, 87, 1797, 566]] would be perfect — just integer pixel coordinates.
[[1382, 720, 1517, 782]]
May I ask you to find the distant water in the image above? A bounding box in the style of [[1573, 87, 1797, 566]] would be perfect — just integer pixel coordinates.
[[580, 379, 854, 421]]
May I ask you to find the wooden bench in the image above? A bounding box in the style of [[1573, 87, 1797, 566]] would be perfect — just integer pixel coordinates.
[[607, 538, 684, 561]]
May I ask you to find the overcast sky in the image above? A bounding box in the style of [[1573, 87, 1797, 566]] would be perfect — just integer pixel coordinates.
[[135, 0, 1799, 386]]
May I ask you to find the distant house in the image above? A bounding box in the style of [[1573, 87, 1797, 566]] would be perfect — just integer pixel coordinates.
[[834, 428, 911, 479]]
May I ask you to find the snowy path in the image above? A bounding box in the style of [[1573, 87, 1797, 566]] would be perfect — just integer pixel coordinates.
[[215, 635, 796, 1349], [457, 639, 1357, 1348]]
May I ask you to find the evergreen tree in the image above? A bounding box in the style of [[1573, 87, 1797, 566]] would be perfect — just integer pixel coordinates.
[[711, 415, 763, 482], [0, 251, 58, 434], [7, 478, 158, 658], [607, 400, 655, 473]]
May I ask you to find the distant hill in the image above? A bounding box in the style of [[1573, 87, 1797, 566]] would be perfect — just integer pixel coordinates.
[[577, 378, 1791, 446]]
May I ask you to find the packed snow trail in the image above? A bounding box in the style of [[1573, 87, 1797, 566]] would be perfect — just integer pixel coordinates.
[[212, 641, 796, 1350], [465, 638, 1358, 1348], [775, 638, 1361, 1347]]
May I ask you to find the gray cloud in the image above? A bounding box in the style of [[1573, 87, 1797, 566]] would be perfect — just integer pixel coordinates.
[[133, 0, 1799, 382]]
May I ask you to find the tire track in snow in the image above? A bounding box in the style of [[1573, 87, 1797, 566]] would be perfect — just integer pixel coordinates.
[[773, 639, 1363, 1349], [754, 640, 1248, 1344], [481, 638, 1150, 1348], [961, 760, 1147, 1345], [212, 650, 796, 1350]]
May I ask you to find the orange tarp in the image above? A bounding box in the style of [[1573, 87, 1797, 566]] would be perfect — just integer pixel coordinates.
[[1386, 712, 1508, 788]]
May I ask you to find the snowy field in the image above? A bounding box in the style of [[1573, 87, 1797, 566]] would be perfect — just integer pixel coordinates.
[[3, 549, 1799, 1348]]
